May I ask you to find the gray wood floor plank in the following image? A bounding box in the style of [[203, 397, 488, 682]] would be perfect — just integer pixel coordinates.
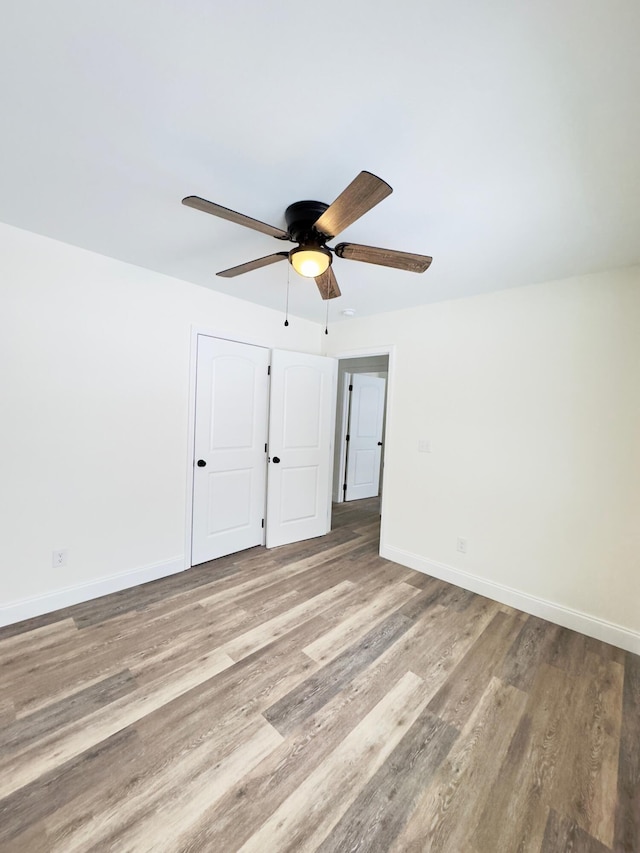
[[241, 671, 429, 853], [263, 610, 413, 736], [473, 662, 585, 852], [548, 652, 624, 846], [0, 822, 50, 852], [316, 708, 458, 852], [70, 561, 246, 628], [500, 613, 563, 691], [542, 808, 612, 853], [0, 728, 139, 844], [391, 676, 529, 852], [0, 669, 137, 759], [613, 651, 640, 853], [426, 610, 524, 727]]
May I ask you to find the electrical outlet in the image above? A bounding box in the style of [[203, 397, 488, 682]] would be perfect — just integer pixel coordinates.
[[418, 439, 432, 453], [52, 549, 68, 568], [456, 537, 468, 554]]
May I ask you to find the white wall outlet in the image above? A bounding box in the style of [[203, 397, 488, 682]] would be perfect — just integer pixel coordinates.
[[418, 439, 432, 453], [456, 537, 468, 554], [52, 548, 68, 568]]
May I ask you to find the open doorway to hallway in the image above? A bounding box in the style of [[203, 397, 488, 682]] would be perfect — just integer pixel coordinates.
[[331, 354, 389, 545]]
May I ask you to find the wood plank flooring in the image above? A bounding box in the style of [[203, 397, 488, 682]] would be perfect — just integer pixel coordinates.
[[1, 498, 638, 852]]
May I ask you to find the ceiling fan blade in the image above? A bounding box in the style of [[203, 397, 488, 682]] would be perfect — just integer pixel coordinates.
[[335, 242, 432, 273], [313, 171, 392, 239], [217, 252, 289, 278], [315, 266, 341, 300], [182, 196, 289, 239]]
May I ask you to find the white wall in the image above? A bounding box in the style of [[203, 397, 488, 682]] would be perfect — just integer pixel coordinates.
[[0, 223, 321, 623], [324, 267, 640, 652]]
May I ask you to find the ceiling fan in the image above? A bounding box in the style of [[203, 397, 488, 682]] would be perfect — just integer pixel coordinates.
[[182, 171, 432, 300]]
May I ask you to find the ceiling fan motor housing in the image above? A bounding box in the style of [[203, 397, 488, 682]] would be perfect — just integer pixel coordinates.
[[284, 200, 329, 245]]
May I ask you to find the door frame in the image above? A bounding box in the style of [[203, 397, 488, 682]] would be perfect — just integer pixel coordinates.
[[335, 372, 351, 504], [331, 345, 396, 550], [184, 325, 275, 570]]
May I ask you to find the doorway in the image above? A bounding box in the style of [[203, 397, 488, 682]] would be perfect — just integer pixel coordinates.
[[333, 354, 389, 504], [332, 353, 390, 546], [342, 373, 386, 501]]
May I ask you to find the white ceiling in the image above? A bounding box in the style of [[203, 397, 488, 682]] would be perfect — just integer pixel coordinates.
[[1, 1, 639, 323]]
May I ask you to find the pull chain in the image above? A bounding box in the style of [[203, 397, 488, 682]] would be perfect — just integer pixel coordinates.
[[284, 264, 290, 327], [324, 296, 329, 335]]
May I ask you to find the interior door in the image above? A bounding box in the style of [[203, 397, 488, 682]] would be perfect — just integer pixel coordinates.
[[191, 336, 269, 565], [345, 373, 386, 501], [266, 350, 337, 548]]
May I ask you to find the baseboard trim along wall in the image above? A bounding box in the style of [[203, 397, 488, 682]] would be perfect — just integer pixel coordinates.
[[381, 544, 640, 656], [0, 557, 185, 628]]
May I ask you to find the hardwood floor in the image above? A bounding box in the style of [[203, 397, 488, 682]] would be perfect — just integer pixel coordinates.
[[1, 498, 638, 852]]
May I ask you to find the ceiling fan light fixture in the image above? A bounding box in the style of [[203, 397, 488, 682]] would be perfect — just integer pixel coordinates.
[[289, 245, 331, 278]]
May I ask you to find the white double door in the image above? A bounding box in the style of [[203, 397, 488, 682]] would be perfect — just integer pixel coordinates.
[[191, 336, 336, 565]]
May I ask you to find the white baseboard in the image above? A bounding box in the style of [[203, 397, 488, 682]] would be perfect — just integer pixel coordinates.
[[0, 557, 185, 628], [381, 544, 640, 656]]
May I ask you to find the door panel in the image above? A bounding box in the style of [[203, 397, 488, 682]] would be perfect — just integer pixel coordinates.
[[210, 358, 257, 448], [283, 367, 322, 447], [192, 336, 269, 565], [281, 466, 318, 522], [206, 469, 253, 533], [345, 374, 386, 501], [266, 350, 337, 548], [354, 449, 376, 485]]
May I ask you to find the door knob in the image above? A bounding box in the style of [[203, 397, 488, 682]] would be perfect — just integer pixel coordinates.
[[272, 456, 281, 463], [377, 441, 383, 446], [197, 459, 207, 467]]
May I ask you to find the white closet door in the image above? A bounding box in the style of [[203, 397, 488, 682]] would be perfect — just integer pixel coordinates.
[[266, 349, 337, 548], [345, 374, 386, 501], [191, 336, 269, 565]]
